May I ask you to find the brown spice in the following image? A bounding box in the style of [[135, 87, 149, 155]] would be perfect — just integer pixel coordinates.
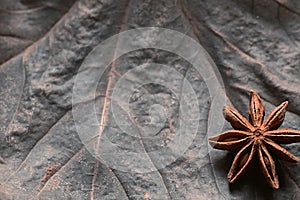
[[209, 90, 300, 189]]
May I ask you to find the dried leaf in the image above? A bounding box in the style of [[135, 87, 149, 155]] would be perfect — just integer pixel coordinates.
[[0, 0, 300, 199]]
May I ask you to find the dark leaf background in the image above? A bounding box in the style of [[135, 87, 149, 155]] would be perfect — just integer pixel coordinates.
[[0, 0, 299, 199]]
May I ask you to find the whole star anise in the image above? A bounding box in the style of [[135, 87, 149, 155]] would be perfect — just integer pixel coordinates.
[[209, 90, 300, 189]]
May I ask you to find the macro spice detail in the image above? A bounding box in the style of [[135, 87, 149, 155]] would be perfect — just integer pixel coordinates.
[[209, 90, 300, 189]]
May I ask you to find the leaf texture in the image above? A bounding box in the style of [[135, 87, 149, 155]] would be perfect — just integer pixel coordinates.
[[0, 0, 300, 199]]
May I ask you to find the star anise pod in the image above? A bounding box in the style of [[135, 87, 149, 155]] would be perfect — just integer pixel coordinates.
[[209, 90, 300, 189]]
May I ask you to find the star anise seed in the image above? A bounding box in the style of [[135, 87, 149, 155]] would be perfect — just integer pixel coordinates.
[[209, 90, 300, 189]]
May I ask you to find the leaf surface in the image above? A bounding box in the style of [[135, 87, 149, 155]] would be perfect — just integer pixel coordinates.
[[0, 0, 300, 199]]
